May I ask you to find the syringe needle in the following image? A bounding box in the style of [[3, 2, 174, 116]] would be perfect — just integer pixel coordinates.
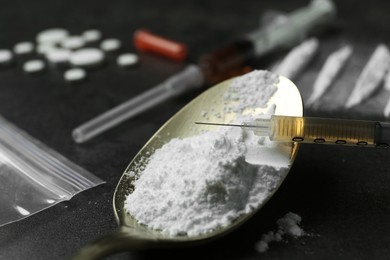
[[196, 115, 390, 147], [195, 122, 263, 128]]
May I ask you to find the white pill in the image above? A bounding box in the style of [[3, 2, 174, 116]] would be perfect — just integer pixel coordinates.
[[69, 48, 105, 67], [82, 29, 102, 43], [61, 36, 86, 50], [36, 43, 58, 55], [100, 38, 121, 52], [46, 49, 72, 64], [117, 53, 139, 67], [64, 68, 86, 82], [0, 49, 14, 65], [36, 28, 69, 44], [13, 41, 35, 55], [23, 59, 46, 73]]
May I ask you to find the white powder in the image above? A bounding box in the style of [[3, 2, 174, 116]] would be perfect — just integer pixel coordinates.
[[346, 44, 390, 108], [384, 100, 390, 118], [223, 70, 278, 113], [383, 72, 390, 117], [384, 69, 390, 91], [307, 45, 353, 108], [273, 38, 319, 80], [254, 212, 304, 253], [125, 70, 292, 237]]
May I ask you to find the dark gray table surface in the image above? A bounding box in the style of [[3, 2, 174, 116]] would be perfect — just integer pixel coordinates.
[[1, 0, 390, 259]]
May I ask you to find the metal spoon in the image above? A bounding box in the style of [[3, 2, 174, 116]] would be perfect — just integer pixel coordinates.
[[72, 75, 303, 259]]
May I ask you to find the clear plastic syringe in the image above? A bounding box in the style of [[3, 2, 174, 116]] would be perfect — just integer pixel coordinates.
[[196, 115, 390, 147]]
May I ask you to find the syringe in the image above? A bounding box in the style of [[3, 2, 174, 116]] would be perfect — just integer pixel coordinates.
[[198, 0, 336, 84], [72, 0, 336, 143], [196, 115, 390, 147]]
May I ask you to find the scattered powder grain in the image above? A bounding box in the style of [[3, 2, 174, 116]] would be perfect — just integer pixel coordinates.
[[254, 212, 304, 253], [125, 70, 292, 236], [345, 44, 390, 109]]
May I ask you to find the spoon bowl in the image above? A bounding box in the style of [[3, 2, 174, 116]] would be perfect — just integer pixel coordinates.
[[72, 74, 303, 259]]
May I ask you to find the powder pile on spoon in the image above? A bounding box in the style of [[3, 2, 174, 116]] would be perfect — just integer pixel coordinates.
[[125, 70, 292, 236]]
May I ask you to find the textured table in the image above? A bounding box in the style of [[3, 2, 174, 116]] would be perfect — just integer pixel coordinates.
[[0, 0, 390, 259]]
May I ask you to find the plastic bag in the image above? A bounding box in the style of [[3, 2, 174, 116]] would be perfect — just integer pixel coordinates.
[[0, 116, 104, 227]]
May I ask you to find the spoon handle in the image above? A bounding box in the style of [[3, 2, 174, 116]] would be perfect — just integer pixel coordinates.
[[71, 228, 152, 260]]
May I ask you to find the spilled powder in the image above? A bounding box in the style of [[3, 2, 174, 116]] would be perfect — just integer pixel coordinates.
[[255, 212, 304, 253], [125, 70, 292, 236]]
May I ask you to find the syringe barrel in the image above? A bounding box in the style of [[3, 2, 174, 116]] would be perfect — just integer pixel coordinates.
[[198, 40, 253, 84], [247, 0, 336, 55], [72, 65, 204, 143], [269, 116, 380, 146]]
